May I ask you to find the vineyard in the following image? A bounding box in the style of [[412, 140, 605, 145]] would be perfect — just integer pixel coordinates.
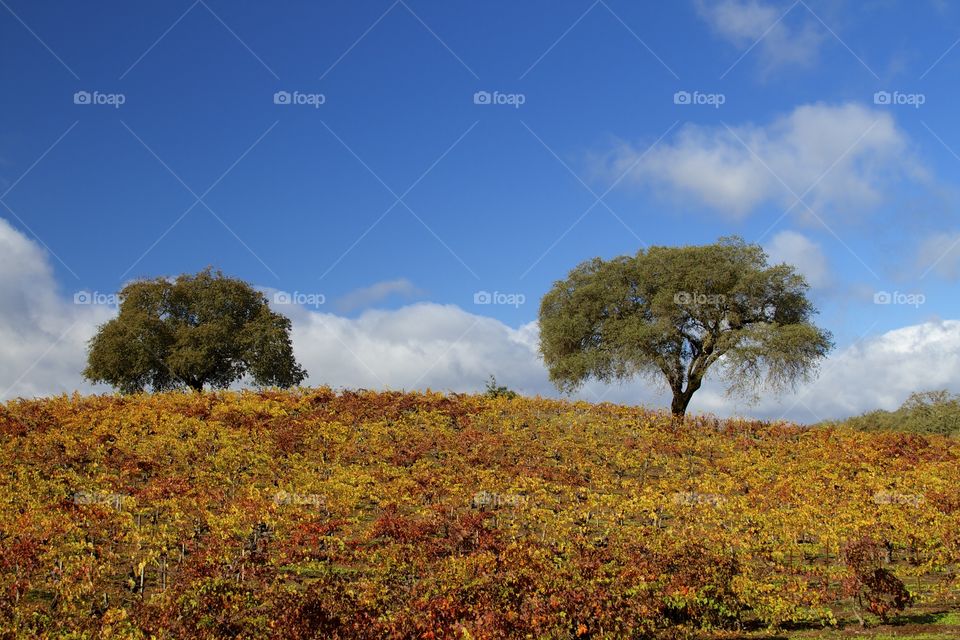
[[1, 389, 958, 639]]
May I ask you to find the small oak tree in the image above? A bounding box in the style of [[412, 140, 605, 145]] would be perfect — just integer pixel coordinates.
[[538, 237, 832, 418], [84, 268, 306, 393]]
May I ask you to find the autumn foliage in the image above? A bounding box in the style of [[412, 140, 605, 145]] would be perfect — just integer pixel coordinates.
[[1, 389, 958, 638]]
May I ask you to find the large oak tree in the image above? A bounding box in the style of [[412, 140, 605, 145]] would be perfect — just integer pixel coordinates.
[[538, 237, 832, 418], [84, 269, 306, 393]]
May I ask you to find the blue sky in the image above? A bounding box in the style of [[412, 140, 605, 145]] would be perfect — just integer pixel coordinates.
[[3, 0, 960, 421]]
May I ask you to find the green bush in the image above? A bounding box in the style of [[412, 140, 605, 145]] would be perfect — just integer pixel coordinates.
[[483, 375, 518, 399]]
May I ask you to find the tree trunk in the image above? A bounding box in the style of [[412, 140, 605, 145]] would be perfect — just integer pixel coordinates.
[[670, 392, 691, 419], [187, 379, 204, 392], [670, 377, 701, 420]]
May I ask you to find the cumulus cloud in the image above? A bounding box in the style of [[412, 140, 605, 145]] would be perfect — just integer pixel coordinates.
[[282, 302, 545, 394], [2, 218, 959, 423], [0, 218, 112, 400], [696, 0, 824, 72], [765, 230, 831, 289], [334, 278, 423, 313], [760, 320, 960, 420], [600, 102, 922, 218]]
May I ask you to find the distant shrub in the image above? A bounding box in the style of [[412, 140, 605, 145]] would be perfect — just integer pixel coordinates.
[[824, 389, 960, 437], [483, 375, 518, 399]]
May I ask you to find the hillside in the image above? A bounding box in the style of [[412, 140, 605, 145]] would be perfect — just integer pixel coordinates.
[[1, 390, 958, 639]]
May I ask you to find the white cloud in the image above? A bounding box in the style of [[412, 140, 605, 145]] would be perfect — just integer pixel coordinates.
[[765, 230, 831, 288], [0, 218, 112, 400], [601, 102, 921, 218], [334, 278, 422, 313], [696, 0, 824, 72], [2, 218, 959, 424], [279, 301, 545, 394], [761, 320, 960, 420]]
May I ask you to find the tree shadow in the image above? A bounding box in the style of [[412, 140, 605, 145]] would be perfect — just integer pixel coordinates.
[[887, 610, 953, 626]]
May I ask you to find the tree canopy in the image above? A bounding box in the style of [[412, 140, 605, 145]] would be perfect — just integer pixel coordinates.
[[538, 237, 833, 417], [84, 269, 306, 393]]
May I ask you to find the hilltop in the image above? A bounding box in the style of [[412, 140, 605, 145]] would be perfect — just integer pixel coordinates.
[[1, 389, 958, 639]]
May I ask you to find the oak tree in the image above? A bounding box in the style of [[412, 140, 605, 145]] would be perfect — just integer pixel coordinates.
[[538, 237, 832, 417], [84, 268, 306, 393]]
